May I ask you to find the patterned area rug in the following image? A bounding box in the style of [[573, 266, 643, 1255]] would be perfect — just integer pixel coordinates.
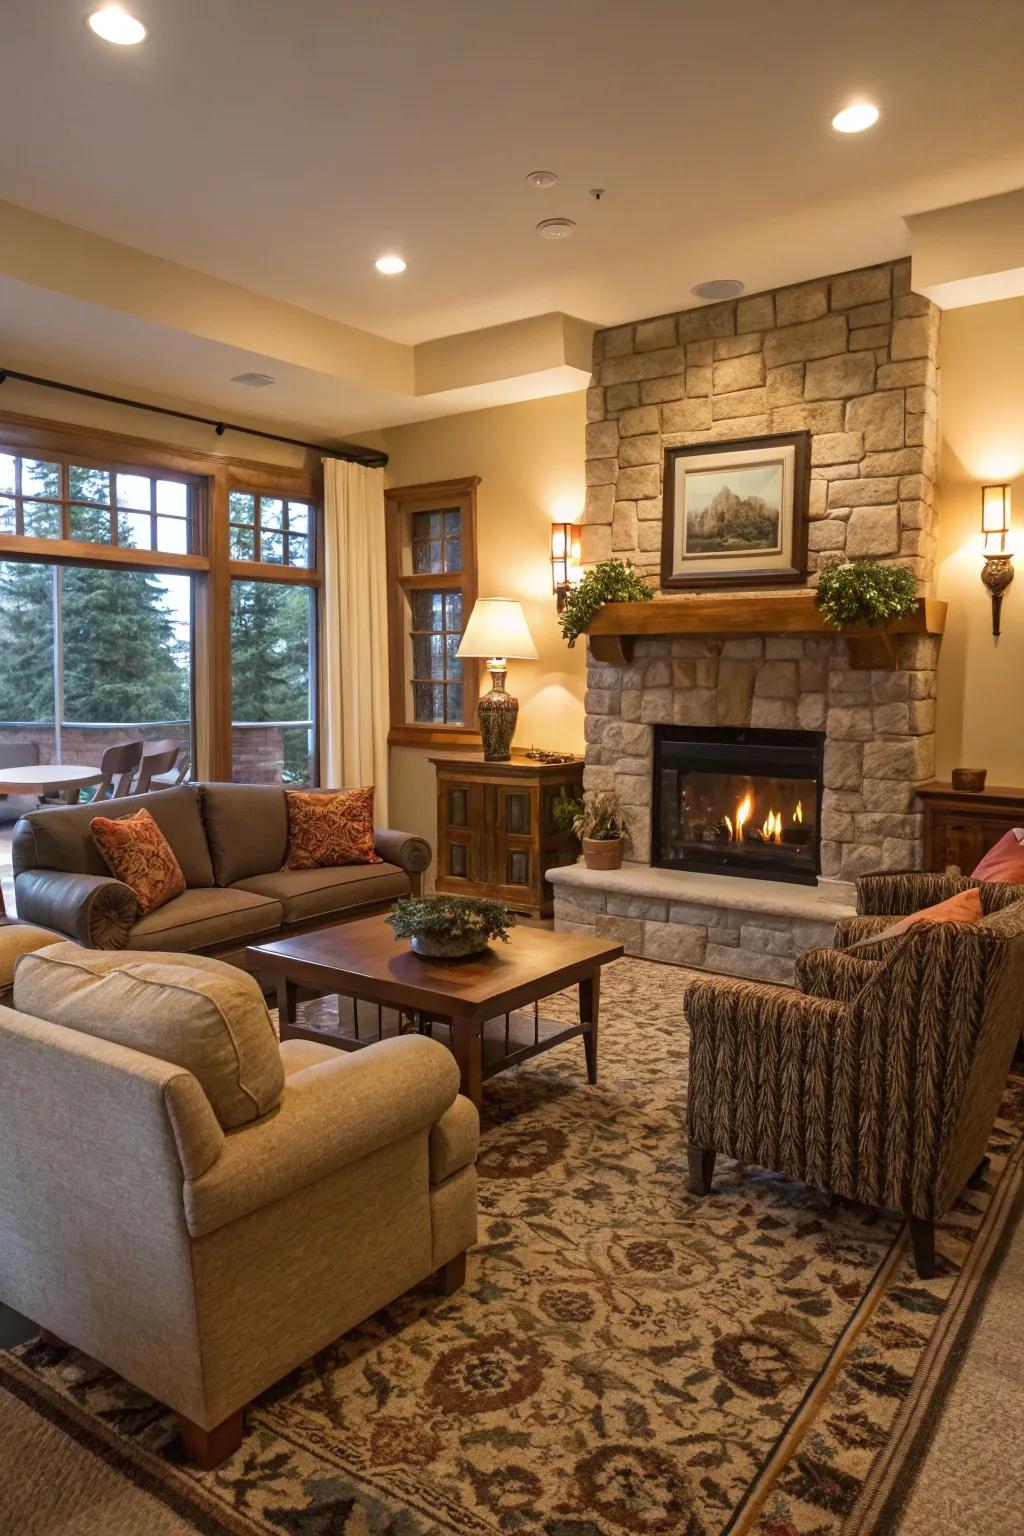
[[2, 956, 1023, 1536]]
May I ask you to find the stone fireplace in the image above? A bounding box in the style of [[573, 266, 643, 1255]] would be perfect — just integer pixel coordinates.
[[549, 257, 944, 983]]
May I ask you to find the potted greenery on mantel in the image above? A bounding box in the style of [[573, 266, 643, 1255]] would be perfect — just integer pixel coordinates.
[[815, 558, 918, 631], [560, 559, 653, 648]]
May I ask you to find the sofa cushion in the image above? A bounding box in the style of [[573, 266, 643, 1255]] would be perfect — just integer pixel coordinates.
[[200, 783, 290, 885], [14, 785, 215, 888], [972, 828, 1024, 882], [13, 942, 284, 1129], [232, 862, 408, 924], [126, 887, 282, 952], [847, 887, 984, 950], [91, 807, 187, 915]]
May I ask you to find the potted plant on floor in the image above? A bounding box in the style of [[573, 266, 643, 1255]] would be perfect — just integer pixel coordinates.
[[386, 895, 515, 959], [570, 790, 628, 871]]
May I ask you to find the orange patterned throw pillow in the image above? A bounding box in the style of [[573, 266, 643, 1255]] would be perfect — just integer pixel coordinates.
[[285, 787, 382, 870], [91, 807, 187, 915]]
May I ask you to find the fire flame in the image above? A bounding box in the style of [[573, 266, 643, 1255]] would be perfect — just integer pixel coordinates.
[[761, 809, 782, 843], [735, 794, 752, 840], [794, 800, 803, 824]]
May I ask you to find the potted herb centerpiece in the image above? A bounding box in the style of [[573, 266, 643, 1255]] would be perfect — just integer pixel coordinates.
[[559, 558, 652, 648], [567, 790, 628, 871], [387, 895, 515, 959]]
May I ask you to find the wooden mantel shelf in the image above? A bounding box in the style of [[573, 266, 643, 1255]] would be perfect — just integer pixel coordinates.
[[586, 592, 946, 670]]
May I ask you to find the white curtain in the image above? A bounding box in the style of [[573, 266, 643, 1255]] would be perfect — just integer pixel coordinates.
[[321, 458, 390, 823]]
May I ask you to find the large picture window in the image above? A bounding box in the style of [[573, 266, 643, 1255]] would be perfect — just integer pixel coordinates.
[[0, 419, 323, 788], [385, 477, 480, 746]]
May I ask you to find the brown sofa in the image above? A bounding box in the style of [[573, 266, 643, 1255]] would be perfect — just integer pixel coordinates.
[[11, 784, 431, 964]]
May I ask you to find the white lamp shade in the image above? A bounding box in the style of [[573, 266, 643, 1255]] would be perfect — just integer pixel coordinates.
[[457, 598, 539, 661]]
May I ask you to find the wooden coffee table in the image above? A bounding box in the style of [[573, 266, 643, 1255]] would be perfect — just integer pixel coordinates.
[[247, 915, 623, 1111]]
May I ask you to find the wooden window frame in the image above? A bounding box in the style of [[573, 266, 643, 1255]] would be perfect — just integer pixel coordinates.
[[385, 476, 481, 749], [0, 408, 323, 783]]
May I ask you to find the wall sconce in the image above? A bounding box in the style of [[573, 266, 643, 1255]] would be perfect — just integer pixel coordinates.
[[981, 483, 1014, 636], [551, 521, 582, 610]]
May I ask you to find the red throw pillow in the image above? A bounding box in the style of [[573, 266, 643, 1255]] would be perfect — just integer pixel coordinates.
[[971, 828, 1024, 882], [91, 807, 186, 916], [285, 787, 382, 870], [848, 886, 984, 950]]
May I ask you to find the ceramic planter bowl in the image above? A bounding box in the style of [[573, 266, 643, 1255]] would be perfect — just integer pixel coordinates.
[[410, 930, 490, 959], [583, 836, 624, 871]]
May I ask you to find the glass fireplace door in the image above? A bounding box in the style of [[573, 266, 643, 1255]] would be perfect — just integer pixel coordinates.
[[653, 726, 824, 884]]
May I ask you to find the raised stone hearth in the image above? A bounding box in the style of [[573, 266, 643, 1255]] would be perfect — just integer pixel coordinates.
[[548, 863, 853, 985]]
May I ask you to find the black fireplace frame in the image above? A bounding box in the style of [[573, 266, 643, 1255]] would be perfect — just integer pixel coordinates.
[[651, 724, 825, 885]]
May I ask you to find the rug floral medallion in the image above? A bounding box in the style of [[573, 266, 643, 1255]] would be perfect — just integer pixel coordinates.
[[2, 957, 1022, 1536]]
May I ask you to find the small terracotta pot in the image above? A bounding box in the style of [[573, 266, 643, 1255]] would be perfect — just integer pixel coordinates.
[[952, 768, 987, 793], [583, 836, 624, 871]]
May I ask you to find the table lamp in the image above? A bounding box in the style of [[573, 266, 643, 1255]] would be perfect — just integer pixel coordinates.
[[457, 598, 538, 761]]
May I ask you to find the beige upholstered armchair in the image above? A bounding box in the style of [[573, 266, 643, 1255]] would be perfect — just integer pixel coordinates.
[[0, 944, 478, 1468], [686, 902, 1024, 1278]]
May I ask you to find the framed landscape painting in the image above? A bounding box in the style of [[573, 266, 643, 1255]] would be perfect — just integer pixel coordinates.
[[661, 432, 810, 589]]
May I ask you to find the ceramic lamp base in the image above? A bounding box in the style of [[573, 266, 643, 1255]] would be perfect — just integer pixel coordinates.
[[477, 663, 519, 761]]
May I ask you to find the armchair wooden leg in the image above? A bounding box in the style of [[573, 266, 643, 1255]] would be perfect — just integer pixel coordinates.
[[434, 1251, 467, 1297], [38, 1327, 68, 1349], [909, 1217, 936, 1280], [176, 1408, 245, 1470], [687, 1145, 716, 1196]]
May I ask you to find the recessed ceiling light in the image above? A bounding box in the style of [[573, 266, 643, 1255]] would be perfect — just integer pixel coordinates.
[[375, 254, 407, 275], [526, 170, 558, 189], [832, 102, 880, 134], [88, 6, 147, 45], [692, 279, 745, 301], [231, 372, 276, 389], [537, 218, 576, 240]]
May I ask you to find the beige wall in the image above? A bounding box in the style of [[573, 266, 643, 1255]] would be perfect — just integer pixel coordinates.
[[383, 391, 588, 860], [935, 297, 1024, 782]]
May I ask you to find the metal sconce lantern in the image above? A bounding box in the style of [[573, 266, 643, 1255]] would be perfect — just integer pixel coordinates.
[[981, 484, 1013, 636], [551, 521, 582, 610]]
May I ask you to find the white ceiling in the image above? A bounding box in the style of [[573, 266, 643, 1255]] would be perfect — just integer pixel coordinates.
[[1, 0, 1023, 433]]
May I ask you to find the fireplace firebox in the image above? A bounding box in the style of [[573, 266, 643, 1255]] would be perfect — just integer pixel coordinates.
[[652, 725, 824, 885]]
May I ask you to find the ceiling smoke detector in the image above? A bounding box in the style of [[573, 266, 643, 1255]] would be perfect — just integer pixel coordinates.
[[526, 170, 558, 188], [691, 278, 745, 301], [537, 218, 576, 240], [231, 372, 276, 388]]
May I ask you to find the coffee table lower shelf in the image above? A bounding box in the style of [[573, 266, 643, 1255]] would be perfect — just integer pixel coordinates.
[[275, 989, 597, 1108], [279, 996, 590, 1083]]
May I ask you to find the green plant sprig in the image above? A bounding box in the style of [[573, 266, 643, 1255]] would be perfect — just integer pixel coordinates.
[[560, 559, 653, 647], [815, 558, 917, 631], [386, 896, 515, 944]]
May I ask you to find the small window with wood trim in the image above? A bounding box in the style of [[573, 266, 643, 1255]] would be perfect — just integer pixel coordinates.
[[385, 477, 480, 744], [0, 450, 198, 553], [228, 491, 315, 568]]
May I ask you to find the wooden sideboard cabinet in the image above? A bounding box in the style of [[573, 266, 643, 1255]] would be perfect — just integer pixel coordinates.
[[430, 754, 584, 918], [917, 781, 1024, 872]]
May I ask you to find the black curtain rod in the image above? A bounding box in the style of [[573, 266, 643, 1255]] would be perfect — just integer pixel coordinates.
[[0, 367, 388, 469]]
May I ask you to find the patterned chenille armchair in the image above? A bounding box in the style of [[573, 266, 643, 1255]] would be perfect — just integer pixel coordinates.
[[686, 899, 1024, 1278], [795, 872, 1024, 1003]]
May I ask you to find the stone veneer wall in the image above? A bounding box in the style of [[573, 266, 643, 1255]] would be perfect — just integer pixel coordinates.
[[583, 258, 939, 587], [580, 259, 943, 881]]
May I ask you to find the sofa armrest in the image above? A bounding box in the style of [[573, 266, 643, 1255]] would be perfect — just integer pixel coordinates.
[[184, 1034, 461, 1237], [13, 869, 137, 948], [856, 870, 974, 916], [796, 945, 880, 1003], [429, 1095, 479, 1184], [373, 827, 432, 877], [685, 973, 848, 1179]]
